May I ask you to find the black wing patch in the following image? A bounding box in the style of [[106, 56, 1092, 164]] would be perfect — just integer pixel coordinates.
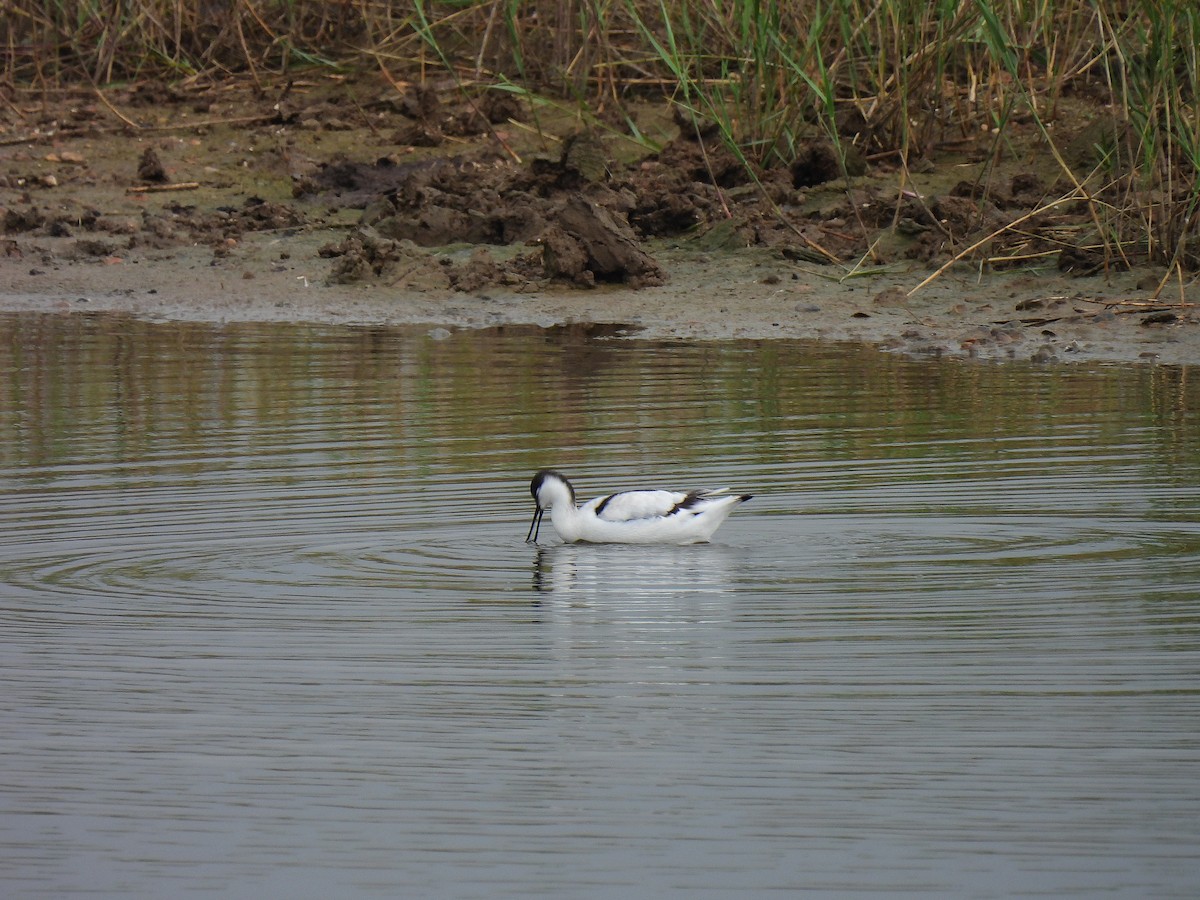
[[667, 490, 705, 516], [593, 493, 618, 517]]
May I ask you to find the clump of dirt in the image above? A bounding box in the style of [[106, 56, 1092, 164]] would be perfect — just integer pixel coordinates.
[[310, 154, 537, 245], [288, 112, 890, 286], [318, 229, 543, 291], [3, 204, 48, 233], [136, 147, 168, 183], [152, 197, 307, 246], [534, 195, 665, 287], [0, 187, 310, 277], [298, 132, 672, 286], [385, 85, 524, 148]]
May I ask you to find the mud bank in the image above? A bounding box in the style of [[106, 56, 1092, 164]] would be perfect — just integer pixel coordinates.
[[1, 75, 1196, 364], [3, 230, 1196, 365]]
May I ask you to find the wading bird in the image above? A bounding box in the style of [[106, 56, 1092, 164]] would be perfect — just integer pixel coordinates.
[[526, 469, 752, 545]]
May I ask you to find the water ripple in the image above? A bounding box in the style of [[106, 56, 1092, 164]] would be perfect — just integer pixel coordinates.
[[2, 316, 1198, 898]]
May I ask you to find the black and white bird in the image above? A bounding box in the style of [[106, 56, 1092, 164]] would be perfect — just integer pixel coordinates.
[[526, 469, 752, 545]]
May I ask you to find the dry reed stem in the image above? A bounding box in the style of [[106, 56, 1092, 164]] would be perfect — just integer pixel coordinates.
[[907, 192, 1094, 297], [92, 88, 141, 130]]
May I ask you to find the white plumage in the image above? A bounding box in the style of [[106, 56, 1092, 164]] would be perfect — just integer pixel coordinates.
[[526, 469, 752, 545]]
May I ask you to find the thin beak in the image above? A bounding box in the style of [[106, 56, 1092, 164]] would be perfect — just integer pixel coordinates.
[[525, 506, 544, 543]]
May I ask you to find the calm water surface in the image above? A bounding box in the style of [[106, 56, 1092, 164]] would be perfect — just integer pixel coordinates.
[[1, 314, 1198, 898]]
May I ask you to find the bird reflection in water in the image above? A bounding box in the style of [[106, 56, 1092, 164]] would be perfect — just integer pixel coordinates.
[[531, 543, 740, 599]]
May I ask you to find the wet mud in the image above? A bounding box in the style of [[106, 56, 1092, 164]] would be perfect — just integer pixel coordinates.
[[1, 74, 1197, 363]]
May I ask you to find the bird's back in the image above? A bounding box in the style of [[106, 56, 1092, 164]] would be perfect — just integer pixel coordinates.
[[585, 489, 687, 522]]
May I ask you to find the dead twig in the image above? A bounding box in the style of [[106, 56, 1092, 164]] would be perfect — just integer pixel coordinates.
[[0, 134, 50, 147], [126, 182, 202, 193], [143, 113, 280, 132]]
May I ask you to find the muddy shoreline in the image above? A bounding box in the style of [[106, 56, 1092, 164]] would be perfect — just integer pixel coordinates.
[[3, 233, 1194, 364], [2, 75, 1197, 364]]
